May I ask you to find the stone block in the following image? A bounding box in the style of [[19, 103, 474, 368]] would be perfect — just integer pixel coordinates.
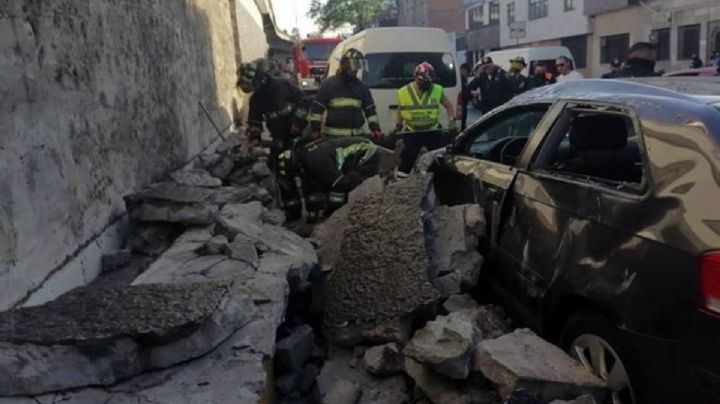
[[276, 325, 315, 371], [322, 379, 361, 404], [170, 168, 222, 188], [363, 343, 404, 377]]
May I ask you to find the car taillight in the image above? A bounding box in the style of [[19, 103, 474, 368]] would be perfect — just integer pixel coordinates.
[[700, 253, 720, 315]]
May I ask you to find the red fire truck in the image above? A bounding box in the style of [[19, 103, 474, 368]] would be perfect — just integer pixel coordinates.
[[293, 36, 342, 93]]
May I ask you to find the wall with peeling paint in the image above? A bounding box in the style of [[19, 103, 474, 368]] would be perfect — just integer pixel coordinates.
[[0, 0, 269, 310]]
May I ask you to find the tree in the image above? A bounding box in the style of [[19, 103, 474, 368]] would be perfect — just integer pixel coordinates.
[[309, 0, 386, 33]]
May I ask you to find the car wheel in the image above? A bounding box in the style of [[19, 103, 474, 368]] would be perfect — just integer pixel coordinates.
[[560, 313, 637, 404]]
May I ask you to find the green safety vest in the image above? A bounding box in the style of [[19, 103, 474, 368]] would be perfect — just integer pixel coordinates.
[[398, 83, 443, 131]]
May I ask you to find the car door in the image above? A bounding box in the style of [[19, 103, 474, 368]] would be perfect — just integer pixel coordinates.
[[435, 103, 563, 251], [493, 103, 665, 331]]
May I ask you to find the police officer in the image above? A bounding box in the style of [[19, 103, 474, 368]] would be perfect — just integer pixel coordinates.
[[527, 62, 556, 89], [237, 58, 307, 219], [507, 56, 529, 95], [278, 137, 380, 221], [467, 57, 513, 114], [395, 62, 456, 178], [309, 49, 383, 140]]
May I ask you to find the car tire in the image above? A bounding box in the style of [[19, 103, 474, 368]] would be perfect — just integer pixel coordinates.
[[559, 312, 638, 404]]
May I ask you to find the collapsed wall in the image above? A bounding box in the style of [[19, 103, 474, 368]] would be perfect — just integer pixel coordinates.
[[0, 0, 269, 310]]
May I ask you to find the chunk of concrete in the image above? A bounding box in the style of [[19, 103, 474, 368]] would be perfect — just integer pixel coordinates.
[[0, 282, 256, 396], [474, 305, 513, 340], [322, 379, 361, 404], [228, 234, 260, 268], [442, 294, 480, 314], [208, 155, 235, 178], [251, 161, 272, 179], [363, 343, 404, 377], [474, 329, 607, 402], [404, 312, 481, 380], [170, 168, 222, 188], [203, 235, 229, 255], [404, 357, 499, 404], [358, 376, 410, 404], [276, 325, 316, 371], [299, 363, 320, 394]]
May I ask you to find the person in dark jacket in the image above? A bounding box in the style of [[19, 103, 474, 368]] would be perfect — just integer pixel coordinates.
[[278, 136, 380, 221], [527, 62, 556, 89], [309, 48, 383, 140], [507, 56, 529, 95], [602, 58, 623, 78], [605, 42, 659, 78], [691, 54, 704, 69], [467, 57, 513, 114]]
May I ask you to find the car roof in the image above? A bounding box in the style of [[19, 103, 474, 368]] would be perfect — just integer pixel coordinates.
[[509, 78, 720, 107], [663, 67, 719, 77]]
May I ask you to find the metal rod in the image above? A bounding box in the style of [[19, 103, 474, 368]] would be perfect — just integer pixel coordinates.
[[198, 101, 227, 141]]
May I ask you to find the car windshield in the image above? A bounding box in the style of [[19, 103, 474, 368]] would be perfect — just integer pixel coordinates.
[[303, 43, 336, 61], [362, 52, 457, 89]]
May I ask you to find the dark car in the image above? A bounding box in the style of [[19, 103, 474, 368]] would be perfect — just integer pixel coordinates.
[[432, 78, 720, 404]]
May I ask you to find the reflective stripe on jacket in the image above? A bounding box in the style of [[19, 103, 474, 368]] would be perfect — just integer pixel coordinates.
[[398, 83, 443, 131]]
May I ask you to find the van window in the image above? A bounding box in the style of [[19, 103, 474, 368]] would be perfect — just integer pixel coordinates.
[[362, 52, 457, 89]]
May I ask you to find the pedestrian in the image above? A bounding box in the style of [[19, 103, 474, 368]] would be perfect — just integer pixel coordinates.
[[712, 52, 720, 69], [309, 48, 383, 140], [395, 62, 456, 178], [460, 62, 471, 131], [555, 56, 584, 81], [467, 56, 513, 114], [507, 56, 529, 95], [277, 136, 380, 222], [527, 62, 556, 89], [691, 54, 704, 69], [606, 42, 659, 78], [237, 58, 307, 220], [602, 58, 622, 78]]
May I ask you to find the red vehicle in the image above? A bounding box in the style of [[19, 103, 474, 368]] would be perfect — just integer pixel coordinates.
[[293, 37, 342, 92]]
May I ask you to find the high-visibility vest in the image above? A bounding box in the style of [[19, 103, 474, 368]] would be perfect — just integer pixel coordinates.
[[398, 83, 443, 131]]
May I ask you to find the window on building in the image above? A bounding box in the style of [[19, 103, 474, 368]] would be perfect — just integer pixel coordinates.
[[562, 35, 587, 68], [528, 0, 548, 20], [650, 28, 670, 61], [678, 24, 700, 60], [564, 0, 575, 11], [600, 33, 629, 64], [508, 2, 516, 24], [467, 4, 484, 30], [489, 1, 500, 25]]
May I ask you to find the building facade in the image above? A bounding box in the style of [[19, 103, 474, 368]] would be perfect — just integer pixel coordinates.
[[397, 0, 465, 33], [588, 0, 720, 76], [497, 0, 592, 74], [463, 0, 501, 66]]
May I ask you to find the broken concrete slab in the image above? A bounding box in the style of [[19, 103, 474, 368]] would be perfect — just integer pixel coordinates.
[[474, 329, 607, 402], [203, 235, 230, 255], [363, 343, 404, 377], [228, 234, 260, 268], [404, 312, 481, 380], [404, 357, 499, 404], [251, 161, 272, 180], [322, 379, 361, 404], [276, 324, 316, 371], [473, 305, 513, 340], [170, 168, 223, 188], [443, 294, 480, 314], [324, 174, 439, 342], [0, 282, 256, 396], [128, 222, 182, 258], [208, 155, 235, 179]]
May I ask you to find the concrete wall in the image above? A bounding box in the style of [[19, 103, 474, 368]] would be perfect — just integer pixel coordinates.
[[0, 0, 269, 310], [499, 0, 591, 47]]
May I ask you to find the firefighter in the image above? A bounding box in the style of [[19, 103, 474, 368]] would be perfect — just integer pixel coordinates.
[[237, 58, 307, 220], [507, 56, 529, 95], [278, 137, 381, 222], [395, 62, 456, 178], [309, 48, 383, 140]]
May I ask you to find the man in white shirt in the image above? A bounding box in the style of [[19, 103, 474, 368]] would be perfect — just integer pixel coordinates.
[[556, 56, 584, 82]]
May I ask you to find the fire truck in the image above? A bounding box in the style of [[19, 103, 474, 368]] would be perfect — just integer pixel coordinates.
[[292, 36, 342, 93]]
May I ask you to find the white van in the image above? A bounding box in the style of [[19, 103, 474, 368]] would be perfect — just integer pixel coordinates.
[[473, 46, 575, 77], [326, 27, 461, 134]]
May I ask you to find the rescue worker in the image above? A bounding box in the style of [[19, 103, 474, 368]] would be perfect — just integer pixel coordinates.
[[467, 57, 513, 114], [507, 56, 529, 95], [278, 137, 381, 221], [395, 62, 456, 178], [237, 58, 307, 219], [527, 62, 556, 89], [309, 48, 383, 140], [601, 58, 622, 79]]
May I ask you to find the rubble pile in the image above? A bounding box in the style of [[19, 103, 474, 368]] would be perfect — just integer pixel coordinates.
[[311, 173, 609, 404], [0, 134, 320, 403]]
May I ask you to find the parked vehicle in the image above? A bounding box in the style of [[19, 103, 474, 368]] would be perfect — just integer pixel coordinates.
[[293, 36, 342, 93], [326, 27, 461, 135], [432, 78, 720, 404], [663, 67, 719, 77]]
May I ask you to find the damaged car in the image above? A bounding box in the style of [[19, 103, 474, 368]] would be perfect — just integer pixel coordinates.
[[433, 78, 720, 404]]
